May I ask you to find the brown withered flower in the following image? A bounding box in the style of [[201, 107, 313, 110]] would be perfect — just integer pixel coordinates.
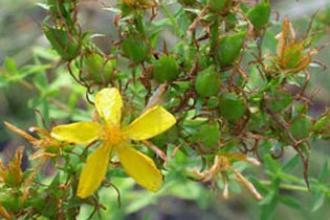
[[275, 17, 318, 74], [193, 153, 262, 200]]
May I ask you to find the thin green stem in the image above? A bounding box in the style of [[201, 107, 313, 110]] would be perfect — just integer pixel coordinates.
[[260, 180, 309, 192]]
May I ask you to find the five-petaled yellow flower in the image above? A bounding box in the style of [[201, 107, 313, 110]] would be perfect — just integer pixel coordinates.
[[51, 88, 176, 198]]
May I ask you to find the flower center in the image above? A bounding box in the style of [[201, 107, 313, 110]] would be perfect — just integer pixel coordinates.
[[104, 126, 124, 146]]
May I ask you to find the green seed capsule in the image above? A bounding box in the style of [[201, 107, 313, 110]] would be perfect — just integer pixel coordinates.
[[153, 55, 180, 83], [195, 66, 221, 97], [247, 1, 271, 30], [122, 36, 150, 63], [219, 93, 245, 121], [217, 31, 246, 67], [43, 25, 80, 61], [83, 52, 116, 84]]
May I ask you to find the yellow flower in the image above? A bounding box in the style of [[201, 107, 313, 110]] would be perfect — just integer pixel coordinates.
[[51, 88, 176, 198]]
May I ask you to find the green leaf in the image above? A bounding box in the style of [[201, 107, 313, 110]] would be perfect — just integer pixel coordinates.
[[279, 195, 301, 209], [268, 91, 292, 112], [4, 57, 19, 75], [282, 155, 300, 173], [247, 1, 271, 30], [43, 25, 80, 61], [192, 121, 220, 148], [219, 93, 245, 121], [195, 66, 221, 97], [290, 116, 312, 140], [312, 192, 325, 212], [318, 160, 329, 182]]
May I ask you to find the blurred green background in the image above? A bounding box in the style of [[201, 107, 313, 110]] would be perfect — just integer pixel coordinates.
[[1, 0, 330, 219]]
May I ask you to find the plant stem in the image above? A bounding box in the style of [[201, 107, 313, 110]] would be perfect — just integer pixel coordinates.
[[260, 180, 309, 192]]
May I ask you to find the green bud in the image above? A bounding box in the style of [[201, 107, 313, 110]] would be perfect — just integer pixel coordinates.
[[247, 1, 271, 30], [43, 25, 80, 61], [83, 52, 116, 84], [153, 55, 180, 83], [122, 36, 149, 63], [195, 66, 221, 97], [217, 31, 246, 67], [219, 93, 245, 121]]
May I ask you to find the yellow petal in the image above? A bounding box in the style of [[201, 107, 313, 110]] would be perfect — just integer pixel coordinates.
[[95, 88, 123, 126], [77, 144, 112, 198], [117, 145, 163, 192], [124, 105, 176, 140], [51, 122, 102, 144]]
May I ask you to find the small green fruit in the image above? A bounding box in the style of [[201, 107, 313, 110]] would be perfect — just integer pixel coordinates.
[[195, 66, 221, 97], [153, 55, 180, 83]]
